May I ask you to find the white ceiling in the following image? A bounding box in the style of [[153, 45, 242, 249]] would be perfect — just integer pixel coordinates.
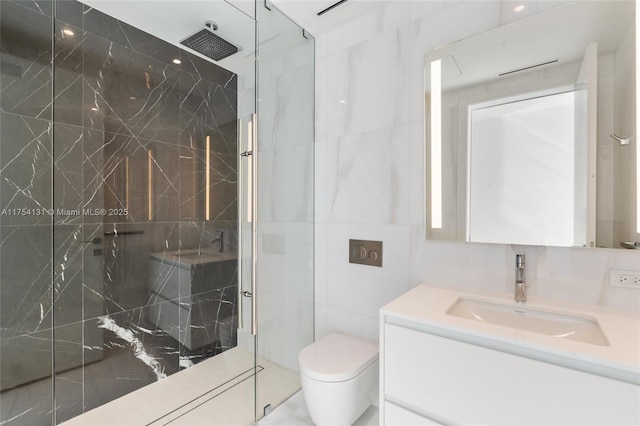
[[80, 0, 256, 73], [78, 0, 390, 75], [80, 0, 311, 75], [77, 0, 627, 83], [269, 0, 390, 36]]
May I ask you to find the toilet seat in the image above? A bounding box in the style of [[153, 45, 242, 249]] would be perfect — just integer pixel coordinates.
[[298, 333, 378, 383]]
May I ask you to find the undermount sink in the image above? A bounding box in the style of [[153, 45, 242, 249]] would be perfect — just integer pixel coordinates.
[[447, 298, 609, 346]]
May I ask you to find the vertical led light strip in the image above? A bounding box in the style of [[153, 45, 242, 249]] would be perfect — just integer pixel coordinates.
[[205, 136, 211, 221], [431, 59, 443, 229], [148, 148, 154, 221], [247, 120, 253, 223], [125, 157, 130, 213]]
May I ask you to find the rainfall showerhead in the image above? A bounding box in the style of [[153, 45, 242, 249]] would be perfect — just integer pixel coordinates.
[[180, 21, 239, 62]]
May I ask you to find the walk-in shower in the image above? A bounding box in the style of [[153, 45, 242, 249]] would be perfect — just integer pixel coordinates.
[[0, 0, 314, 424]]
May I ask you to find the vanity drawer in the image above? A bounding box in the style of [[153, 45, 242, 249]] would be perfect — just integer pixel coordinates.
[[384, 401, 443, 425], [147, 292, 231, 350], [383, 323, 639, 425], [147, 298, 187, 343], [149, 259, 191, 300]]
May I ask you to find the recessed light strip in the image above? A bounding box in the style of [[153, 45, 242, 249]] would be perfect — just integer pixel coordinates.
[[317, 0, 349, 16], [148, 149, 154, 221], [430, 59, 443, 229], [498, 59, 558, 77], [205, 136, 211, 221]]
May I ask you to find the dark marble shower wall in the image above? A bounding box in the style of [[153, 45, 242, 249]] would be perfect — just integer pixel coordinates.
[[0, 0, 239, 424]]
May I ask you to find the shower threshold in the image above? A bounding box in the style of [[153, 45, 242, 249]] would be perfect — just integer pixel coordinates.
[[61, 348, 300, 426]]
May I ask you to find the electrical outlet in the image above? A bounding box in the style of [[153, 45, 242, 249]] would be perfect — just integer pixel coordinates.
[[609, 269, 640, 289]]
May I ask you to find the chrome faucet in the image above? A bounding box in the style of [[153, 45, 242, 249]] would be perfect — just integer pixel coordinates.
[[515, 253, 526, 303], [211, 231, 224, 253]]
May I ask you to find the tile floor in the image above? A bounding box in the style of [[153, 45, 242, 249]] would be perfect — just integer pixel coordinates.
[[1, 325, 225, 425], [257, 391, 379, 426]]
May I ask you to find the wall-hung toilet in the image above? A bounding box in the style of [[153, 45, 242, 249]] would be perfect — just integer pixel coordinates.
[[299, 333, 379, 426]]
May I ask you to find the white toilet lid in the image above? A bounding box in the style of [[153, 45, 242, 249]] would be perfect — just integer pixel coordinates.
[[298, 333, 378, 383]]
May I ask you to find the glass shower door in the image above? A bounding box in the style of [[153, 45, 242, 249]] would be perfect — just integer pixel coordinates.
[[1, 0, 259, 424], [254, 2, 315, 422], [0, 0, 315, 422], [53, 0, 258, 423]]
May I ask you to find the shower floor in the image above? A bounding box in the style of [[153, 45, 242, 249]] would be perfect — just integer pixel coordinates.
[[1, 346, 300, 426], [0, 323, 240, 425], [61, 347, 300, 425]]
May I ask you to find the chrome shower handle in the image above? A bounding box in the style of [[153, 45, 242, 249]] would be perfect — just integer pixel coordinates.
[[250, 113, 258, 336], [236, 114, 258, 336]]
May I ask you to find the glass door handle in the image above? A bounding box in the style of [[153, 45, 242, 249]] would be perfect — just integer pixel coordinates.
[[237, 114, 258, 336], [250, 113, 258, 336]]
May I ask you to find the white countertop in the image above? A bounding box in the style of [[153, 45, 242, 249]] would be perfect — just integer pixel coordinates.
[[149, 249, 237, 266], [380, 284, 640, 384]]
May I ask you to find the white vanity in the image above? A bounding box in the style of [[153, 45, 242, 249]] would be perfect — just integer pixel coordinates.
[[147, 249, 238, 350], [379, 285, 640, 425]]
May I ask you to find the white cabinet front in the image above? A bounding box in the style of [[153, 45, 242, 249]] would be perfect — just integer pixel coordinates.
[[383, 323, 639, 425], [384, 402, 443, 426]]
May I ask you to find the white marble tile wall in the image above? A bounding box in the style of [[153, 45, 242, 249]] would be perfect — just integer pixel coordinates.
[[314, 0, 639, 343]]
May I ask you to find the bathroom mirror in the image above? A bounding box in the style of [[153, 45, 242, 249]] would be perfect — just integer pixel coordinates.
[[424, 1, 638, 249]]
